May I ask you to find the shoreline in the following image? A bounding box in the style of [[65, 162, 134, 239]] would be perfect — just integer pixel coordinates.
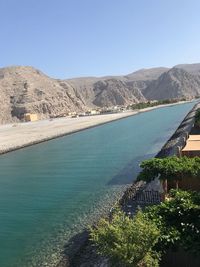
[[56, 100, 198, 267], [0, 100, 193, 155], [61, 100, 199, 267]]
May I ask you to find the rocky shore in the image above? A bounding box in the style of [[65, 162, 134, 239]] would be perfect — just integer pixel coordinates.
[[55, 101, 200, 267], [156, 102, 200, 158]]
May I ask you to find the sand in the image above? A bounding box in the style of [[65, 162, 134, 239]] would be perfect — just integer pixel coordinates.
[[0, 101, 192, 154]]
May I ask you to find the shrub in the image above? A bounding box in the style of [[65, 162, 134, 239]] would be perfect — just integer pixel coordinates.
[[90, 210, 161, 267], [145, 190, 200, 255], [137, 156, 200, 192]]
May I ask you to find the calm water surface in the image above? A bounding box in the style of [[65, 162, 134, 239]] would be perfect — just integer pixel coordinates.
[[0, 103, 195, 266]]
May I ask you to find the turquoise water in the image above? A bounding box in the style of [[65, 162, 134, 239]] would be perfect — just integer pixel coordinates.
[[0, 102, 195, 267]]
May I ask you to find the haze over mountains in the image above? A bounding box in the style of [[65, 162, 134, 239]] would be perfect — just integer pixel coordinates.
[[0, 63, 200, 124]]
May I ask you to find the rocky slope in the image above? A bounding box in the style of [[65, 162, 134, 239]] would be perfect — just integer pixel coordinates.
[[0, 66, 89, 124], [125, 67, 169, 81], [67, 77, 145, 107], [0, 63, 200, 124], [0, 66, 145, 124], [174, 63, 200, 75], [143, 67, 200, 100]]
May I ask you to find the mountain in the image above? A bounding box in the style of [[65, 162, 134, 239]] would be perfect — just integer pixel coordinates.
[[125, 67, 169, 81], [174, 63, 200, 75], [67, 77, 145, 107], [0, 66, 145, 124], [0, 66, 90, 124], [143, 67, 200, 100], [0, 63, 200, 124]]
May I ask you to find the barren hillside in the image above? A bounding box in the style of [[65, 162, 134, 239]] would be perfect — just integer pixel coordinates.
[[0, 63, 200, 124]]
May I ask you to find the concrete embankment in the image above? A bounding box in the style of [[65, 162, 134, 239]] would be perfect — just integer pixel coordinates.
[[156, 102, 200, 158]]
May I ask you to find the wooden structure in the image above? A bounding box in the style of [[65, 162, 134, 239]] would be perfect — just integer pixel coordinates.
[[182, 135, 200, 157], [179, 135, 200, 191], [168, 176, 200, 191], [134, 190, 162, 204]]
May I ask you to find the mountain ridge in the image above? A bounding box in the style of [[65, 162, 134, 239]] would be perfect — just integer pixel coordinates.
[[0, 63, 200, 124]]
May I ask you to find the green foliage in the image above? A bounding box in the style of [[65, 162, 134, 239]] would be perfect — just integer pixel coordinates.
[[129, 98, 186, 110], [195, 108, 200, 128], [90, 210, 161, 267], [90, 190, 200, 265], [145, 190, 200, 255], [137, 156, 200, 183]]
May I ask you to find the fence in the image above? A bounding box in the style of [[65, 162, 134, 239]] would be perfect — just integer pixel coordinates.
[[134, 190, 162, 204]]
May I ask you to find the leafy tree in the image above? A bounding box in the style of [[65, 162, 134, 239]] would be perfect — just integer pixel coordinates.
[[137, 156, 200, 193], [145, 190, 200, 255], [128, 98, 186, 111], [90, 190, 200, 265], [90, 210, 161, 267]]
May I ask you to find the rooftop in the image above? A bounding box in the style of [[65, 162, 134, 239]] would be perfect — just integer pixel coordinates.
[[188, 135, 200, 141], [182, 135, 200, 151]]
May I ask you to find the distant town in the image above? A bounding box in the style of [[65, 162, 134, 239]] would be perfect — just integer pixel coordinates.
[[23, 97, 197, 122]]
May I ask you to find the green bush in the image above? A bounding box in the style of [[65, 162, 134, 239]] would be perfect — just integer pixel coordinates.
[[90, 190, 200, 266], [145, 190, 200, 255], [129, 98, 186, 111], [137, 156, 200, 192], [90, 210, 161, 267]]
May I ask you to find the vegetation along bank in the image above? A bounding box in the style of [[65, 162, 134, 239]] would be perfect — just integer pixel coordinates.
[[57, 101, 200, 267]]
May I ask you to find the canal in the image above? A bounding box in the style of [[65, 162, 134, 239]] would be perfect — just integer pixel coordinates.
[[0, 102, 195, 267]]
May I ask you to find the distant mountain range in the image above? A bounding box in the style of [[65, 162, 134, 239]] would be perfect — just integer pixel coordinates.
[[0, 63, 200, 124]]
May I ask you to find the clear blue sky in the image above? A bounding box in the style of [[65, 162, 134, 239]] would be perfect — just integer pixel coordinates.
[[1, 0, 200, 78]]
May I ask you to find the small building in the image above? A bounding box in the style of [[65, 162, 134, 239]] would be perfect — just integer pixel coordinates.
[[182, 135, 200, 157], [86, 109, 100, 115], [187, 135, 200, 141], [90, 109, 100, 115], [68, 112, 77, 116], [178, 134, 200, 191], [24, 113, 38, 122]]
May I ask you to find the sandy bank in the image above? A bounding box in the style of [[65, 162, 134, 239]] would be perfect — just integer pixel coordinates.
[[0, 101, 192, 155]]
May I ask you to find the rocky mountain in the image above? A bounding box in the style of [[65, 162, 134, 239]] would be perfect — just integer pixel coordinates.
[[0, 66, 89, 124], [125, 67, 169, 81], [174, 63, 200, 75], [0, 63, 200, 124], [143, 67, 200, 100], [67, 77, 145, 107], [0, 66, 146, 124]]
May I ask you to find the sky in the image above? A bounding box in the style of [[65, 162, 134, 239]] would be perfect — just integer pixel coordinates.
[[1, 0, 200, 79]]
